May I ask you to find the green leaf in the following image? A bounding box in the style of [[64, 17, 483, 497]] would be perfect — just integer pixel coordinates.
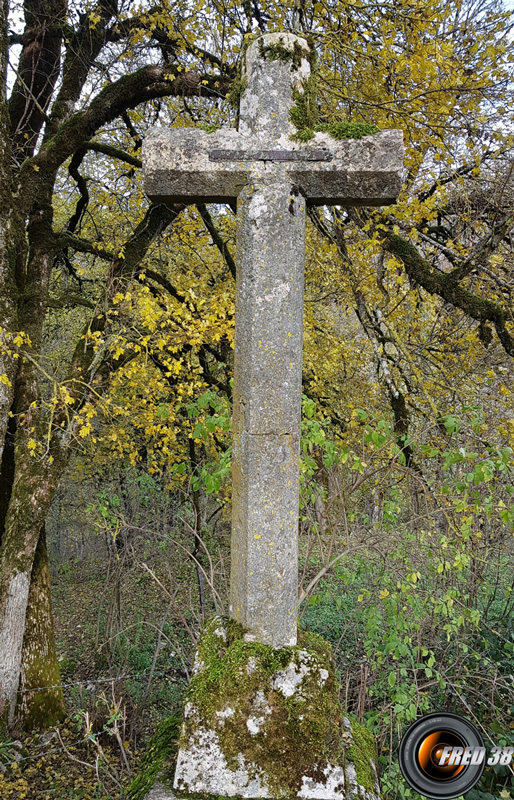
[[197, 392, 211, 408], [192, 422, 205, 439]]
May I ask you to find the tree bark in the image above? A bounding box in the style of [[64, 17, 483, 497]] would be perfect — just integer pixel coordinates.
[[0, 203, 184, 730], [8, 0, 67, 164], [384, 232, 514, 356], [0, 0, 227, 734], [0, 0, 17, 469], [0, 409, 64, 727], [15, 523, 66, 731]]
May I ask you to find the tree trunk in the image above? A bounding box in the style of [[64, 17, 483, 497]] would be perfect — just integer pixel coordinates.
[[0, 0, 18, 468], [0, 336, 67, 729], [15, 523, 65, 731], [0, 421, 64, 727], [0, 0, 200, 733]]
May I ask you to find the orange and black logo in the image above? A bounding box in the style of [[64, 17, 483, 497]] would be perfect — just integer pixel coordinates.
[[398, 713, 486, 799]]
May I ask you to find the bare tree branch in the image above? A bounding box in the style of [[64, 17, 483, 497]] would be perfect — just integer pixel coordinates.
[[197, 204, 236, 279], [384, 233, 514, 356], [83, 141, 142, 169], [19, 64, 232, 212]]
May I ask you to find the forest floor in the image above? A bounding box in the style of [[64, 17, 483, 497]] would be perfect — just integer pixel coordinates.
[[0, 558, 192, 799]]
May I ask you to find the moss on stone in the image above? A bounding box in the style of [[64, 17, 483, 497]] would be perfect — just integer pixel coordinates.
[[291, 120, 380, 143], [195, 123, 222, 133], [284, 40, 379, 145], [180, 618, 352, 797], [126, 713, 181, 800], [288, 59, 379, 144], [289, 76, 319, 137], [298, 628, 335, 663], [226, 71, 248, 110], [345, 717, 378, 793], [137, 620, 381, 799], [258, 36, 311, 71], [259, 40, 296, 64], [188, 618, 292, 721]]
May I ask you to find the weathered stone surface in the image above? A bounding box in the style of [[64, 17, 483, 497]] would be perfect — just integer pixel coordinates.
[[142, 32, 402, 799], [143, 618, 381, 800], [143, 785, 176, 800], [143, 33, 403, 208], [232, 181, 305, 434], [230, 179, 305, 646], [143, 126, 403, 207], [239, 32, 311, 141], [231, 430, 299, 647]]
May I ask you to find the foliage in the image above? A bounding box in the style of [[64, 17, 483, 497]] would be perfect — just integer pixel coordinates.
[[0, 726, 132, 799], [0, 738, 22, 771]]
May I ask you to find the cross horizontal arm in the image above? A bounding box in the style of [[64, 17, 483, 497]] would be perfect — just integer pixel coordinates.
[[143, 127, 403, 206], [144, 128, 249, 205]]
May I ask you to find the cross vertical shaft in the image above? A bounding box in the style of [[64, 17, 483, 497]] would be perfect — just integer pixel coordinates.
[[231, 180, 306, 647]]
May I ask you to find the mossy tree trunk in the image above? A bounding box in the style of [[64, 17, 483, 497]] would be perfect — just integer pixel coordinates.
[[0, 0, 17, 468], [0, 360, 66, 728], [15, 524, 66, 730], [0, 137, 63, 724], [0, 199, 186, 734]]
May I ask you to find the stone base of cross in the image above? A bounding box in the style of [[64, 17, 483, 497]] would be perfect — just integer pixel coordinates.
[[143, 618, 382, 800], [143, 31, 402, 800]]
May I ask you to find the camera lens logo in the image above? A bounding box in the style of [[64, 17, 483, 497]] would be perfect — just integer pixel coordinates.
[[399, 713, 485, 799]]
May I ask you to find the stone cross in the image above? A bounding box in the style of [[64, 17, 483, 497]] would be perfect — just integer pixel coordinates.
[[144, 32, 403, 649]]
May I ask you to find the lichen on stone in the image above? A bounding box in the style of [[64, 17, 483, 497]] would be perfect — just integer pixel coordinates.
[[131, 619, 381, 799], [173, 617, 381, 799]]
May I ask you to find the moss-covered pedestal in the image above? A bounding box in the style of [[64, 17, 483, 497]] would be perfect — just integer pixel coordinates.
[[141, 617, 381, 800]]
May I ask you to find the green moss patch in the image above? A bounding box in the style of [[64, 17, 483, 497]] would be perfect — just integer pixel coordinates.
[[345, 717, 378, 793], [296, 628, 335, 663], [126, 713, 181, 800], [288, 61, 379, 143], [258, 37, 311, 71], [226, 71, 248, 109], [133, 620, 381, 799], [291, 120, 380, 143], [179, 617, 365, 798], [289, 77, 319, 136], [195, 123, 222, 133], [283, 37, 378, 145]]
